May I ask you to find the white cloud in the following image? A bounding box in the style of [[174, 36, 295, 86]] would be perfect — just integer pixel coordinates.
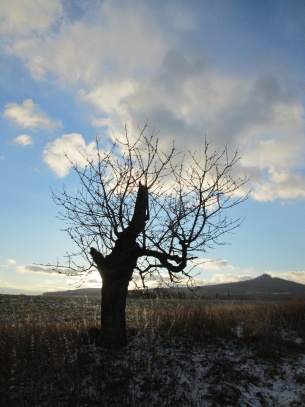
[[81, 79, 137, 119], [4, 2, 166, 87], [3, 99, 62, 130], [192, 258, 237, 271], [26, 55, 47, 82], [12, 134, 33, 147], [0, 259, 17, 269], [251, 168, 305, 201], [0, 0, 62, 35], [16, 264, 76, 275], [205, 274, 254, 285], [43, 133, 96, 177], [16, 265, 58, 274], [266, 271, 305, 285]]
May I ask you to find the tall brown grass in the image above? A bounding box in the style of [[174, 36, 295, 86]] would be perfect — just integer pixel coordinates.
[[130, 298, 305, 342]]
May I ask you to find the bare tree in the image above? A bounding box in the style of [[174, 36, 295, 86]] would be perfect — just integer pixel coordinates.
[[52, 124, 248, 349]]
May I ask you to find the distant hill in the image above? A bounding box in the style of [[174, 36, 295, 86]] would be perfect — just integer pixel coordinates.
[[43, 287, 101, 297], [194, 273, 305, 300], [42, 274, 305, 300]]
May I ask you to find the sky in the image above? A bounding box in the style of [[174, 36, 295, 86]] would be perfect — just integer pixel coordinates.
[[1, 0, 305, 295]]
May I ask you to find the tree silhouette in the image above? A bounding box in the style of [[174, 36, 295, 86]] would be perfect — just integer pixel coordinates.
[[52, 124, 248, 348]]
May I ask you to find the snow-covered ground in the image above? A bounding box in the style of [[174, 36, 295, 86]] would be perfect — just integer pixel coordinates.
[[85, 332, 305, 406]]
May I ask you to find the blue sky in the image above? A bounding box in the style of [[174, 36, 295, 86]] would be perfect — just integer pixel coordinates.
[[1, 0, 305, 294]]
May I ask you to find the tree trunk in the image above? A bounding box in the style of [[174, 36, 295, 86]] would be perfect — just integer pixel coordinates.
[[101, 276, 130, 349], [90, 183, 149, 349]]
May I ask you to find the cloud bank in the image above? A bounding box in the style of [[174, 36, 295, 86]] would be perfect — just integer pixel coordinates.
[[1, 1, 304, 202], [16, 264, 76, 276], [266, 271, 305, 286]]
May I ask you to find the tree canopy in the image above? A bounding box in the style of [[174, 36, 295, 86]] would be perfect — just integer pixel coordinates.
[[53, 124, 248, 289]]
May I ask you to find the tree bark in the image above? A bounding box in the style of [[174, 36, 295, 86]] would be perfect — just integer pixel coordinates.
[[90, 182, 149, 349], [101, 276, 130, 349]]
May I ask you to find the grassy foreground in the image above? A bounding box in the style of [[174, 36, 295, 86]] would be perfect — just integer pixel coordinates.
[[0, 295, 305, 406]]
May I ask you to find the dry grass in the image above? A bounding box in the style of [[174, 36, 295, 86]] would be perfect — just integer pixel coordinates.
[[130, 298, 305, 344], [1, 295, 305, 406]]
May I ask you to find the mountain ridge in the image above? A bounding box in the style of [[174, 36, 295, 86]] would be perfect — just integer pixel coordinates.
[[43, 273, 305, 299], [195, 273, 305, 299]]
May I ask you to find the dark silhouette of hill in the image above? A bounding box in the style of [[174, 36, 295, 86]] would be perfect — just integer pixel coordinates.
[[195, 273, 305, 299], [43, 274, 305, 299], [43, 287, 101, 297]]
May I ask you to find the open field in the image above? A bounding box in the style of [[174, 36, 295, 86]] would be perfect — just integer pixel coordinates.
[[1, 295, 305, 406]]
